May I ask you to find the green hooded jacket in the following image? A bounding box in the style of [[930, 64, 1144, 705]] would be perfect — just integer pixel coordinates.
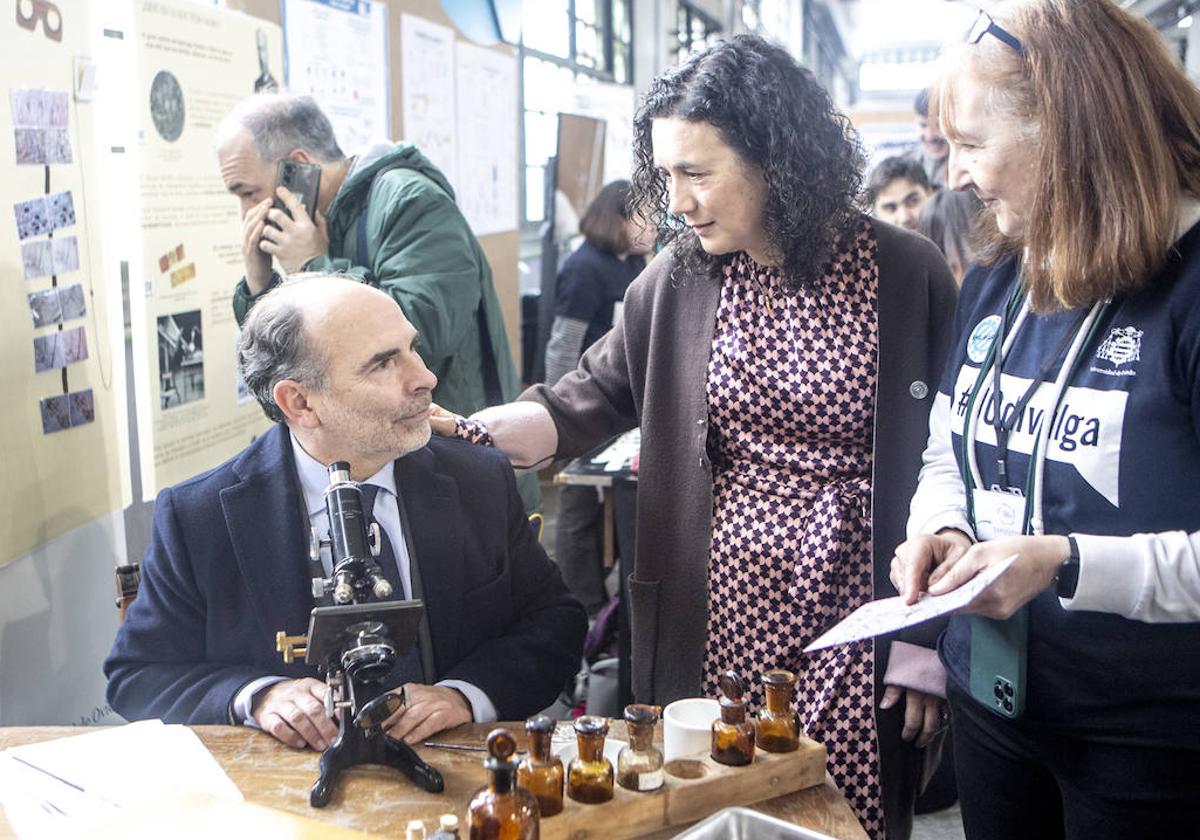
[[233, 143, 539, 510]]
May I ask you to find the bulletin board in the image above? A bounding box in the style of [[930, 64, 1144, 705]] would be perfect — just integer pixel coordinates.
[[130, 0, 281, 498], [227, 0, 524, 372], [0, 0, 126, 567]]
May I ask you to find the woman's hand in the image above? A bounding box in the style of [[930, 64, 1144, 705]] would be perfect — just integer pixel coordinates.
[[928, 535, 1070, 619], [428, 403, 459, 437], [880, 686, 945, 748], [891, 529, 974, 604]]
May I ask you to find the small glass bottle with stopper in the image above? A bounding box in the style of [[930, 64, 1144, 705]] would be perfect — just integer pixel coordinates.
[[617, 704, 664, 792], [566, 715, 614, 804], [429, 814, 461, 839], [756, 669, 800, 753], [517, 715, 564, 817], [467, 728, 540, 840], [710, 670, 756, 766]]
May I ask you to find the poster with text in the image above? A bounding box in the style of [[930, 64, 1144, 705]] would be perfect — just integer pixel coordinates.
[[133, 0, 279, 498], [454, 41, 518, 236], [400, 14, 455, 184], [283, 0, 389, 154], [0, 1, 125, 567]]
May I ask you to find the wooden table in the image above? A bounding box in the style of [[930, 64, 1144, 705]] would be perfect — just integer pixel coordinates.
[[0, 724, 867, 839]]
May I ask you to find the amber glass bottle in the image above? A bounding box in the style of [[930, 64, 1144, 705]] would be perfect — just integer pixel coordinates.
[[518, 715, 564, 817], [617, 704, 664, 792], [467, 729, 540, 840], [711, 671, 756, 766], [566, 715, 614, 804], [756, 669, 800, 753]]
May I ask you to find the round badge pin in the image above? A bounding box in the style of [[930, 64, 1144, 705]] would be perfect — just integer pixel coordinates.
[[967, 315, 1002, 364]]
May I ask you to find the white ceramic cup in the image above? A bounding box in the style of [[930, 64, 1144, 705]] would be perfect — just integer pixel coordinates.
[[662, 697, 720, 762]]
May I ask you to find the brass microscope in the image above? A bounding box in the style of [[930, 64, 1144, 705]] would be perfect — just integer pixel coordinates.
[[276, 461, 444, 807]]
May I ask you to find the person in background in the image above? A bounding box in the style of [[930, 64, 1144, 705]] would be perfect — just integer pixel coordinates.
[[866, 157, 934, 234], [910, 88, 949, 189], [434, 34, 958, 839], [544, 179, 655, 613], [893, 3, 1200, 838], [917, 188, 983, 285], [215, 94, 537, 512]]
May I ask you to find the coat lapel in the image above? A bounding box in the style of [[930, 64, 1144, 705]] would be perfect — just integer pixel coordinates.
[[394, 445, 463, 675], [220, 424, 313, 646]]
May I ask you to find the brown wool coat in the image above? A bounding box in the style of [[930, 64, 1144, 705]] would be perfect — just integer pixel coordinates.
[[522, 219, 958, 836]]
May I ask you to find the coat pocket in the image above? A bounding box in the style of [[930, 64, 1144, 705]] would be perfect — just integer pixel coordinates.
[[626, 574, 660, 703]]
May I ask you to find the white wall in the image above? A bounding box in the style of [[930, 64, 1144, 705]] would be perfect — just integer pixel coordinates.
[[0, 513, 125, 726]]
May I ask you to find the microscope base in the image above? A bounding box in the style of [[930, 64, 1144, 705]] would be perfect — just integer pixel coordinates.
[[310, 689, 445, 807]]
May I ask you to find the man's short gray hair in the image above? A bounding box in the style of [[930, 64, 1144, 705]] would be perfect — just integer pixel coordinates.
[[221, 94, 344, 163], [237, 276, 328, 424]]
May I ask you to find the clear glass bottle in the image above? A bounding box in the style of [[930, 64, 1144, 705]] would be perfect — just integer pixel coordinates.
[[467, 729, 540, 840], [566, 715, 614, 804], [406, 819, 427, 840], [756, 669, 800, 753], [430, 814, 461, 839], [617, 704, 664, 792], [711, 671, 756, 766], [518, 715, 564, 817]]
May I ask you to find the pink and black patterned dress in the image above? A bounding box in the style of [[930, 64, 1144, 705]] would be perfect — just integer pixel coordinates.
[[701, 220, 884, 838]]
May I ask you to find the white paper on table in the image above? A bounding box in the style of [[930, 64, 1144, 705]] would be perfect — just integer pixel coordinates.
[[0, 720, 242, 837], [804, 554, 1019, 653]]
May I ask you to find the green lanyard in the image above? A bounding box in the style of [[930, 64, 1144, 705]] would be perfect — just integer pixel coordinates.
[[959, 283, 1111, 535]]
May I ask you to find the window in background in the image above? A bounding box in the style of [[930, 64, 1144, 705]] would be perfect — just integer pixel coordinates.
[[520, 0, 634, 225], [675, 1, 720, 65]]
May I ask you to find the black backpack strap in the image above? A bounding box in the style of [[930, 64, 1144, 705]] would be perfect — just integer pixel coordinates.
[[355, 159, 505, 406]]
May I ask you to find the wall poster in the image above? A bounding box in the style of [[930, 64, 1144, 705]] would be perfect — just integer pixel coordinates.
[[0, 0, 125, 567], [282, 0, 390, 154], [400, 13, 455, 184], [132, 0, 280, 499], [454, 40, 518, 236]]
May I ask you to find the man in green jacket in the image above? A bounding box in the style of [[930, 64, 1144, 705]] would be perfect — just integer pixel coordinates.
[[217, 94, 537, 509]]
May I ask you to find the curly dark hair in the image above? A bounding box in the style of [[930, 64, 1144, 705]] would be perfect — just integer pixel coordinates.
[[631, 34, 864, 291]]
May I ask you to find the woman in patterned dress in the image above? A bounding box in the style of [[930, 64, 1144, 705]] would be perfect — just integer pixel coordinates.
[[433, 35, 957, 839]]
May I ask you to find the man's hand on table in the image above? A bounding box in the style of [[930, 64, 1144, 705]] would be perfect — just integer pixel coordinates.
[[383, 684, 473, 745], [251, 677, 339, 751]]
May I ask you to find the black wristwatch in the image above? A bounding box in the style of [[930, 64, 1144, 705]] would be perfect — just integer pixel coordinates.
[[1055, 536, 1081, 598]]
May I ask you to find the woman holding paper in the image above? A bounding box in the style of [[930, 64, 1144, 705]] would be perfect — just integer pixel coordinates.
[[435, 35, 957, 839], [892, 3, 1200, 837]]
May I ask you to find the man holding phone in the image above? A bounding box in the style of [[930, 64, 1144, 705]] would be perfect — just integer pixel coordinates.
[[216, 94, 536, 509]]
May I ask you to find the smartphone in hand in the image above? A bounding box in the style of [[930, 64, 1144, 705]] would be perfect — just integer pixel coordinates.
[[271, 159, 321, 225], [969, 608, 1027, 719]]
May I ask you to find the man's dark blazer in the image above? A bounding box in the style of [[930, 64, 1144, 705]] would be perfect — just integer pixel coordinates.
[[104, 423, 586, 724]]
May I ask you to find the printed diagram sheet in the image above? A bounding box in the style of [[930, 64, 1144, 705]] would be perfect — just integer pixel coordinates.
[[804, 554, 1019, 652]]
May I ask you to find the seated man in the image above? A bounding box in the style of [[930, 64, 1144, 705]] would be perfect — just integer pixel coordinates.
[[864, 156, 934, 234], [104, 275, 586, 750]]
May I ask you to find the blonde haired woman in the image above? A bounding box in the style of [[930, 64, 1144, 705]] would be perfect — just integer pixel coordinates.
[[892, 2, 1200, 837]]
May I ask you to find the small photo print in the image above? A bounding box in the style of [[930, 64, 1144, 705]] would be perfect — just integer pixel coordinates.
[[21, 240, 54, 279], [14, 127, 45, 165], [170, 262, 196, 287], [158, 309, 204, 409], [47, 91, 69, 127], [33, 331, 66, 372], [45, 128, 72, 164], [28, 287, 63, 327], [14, 196, 49, 239], [62, 324, 88, 365], [10, 89, 46, 126], [47, 190, 75, 230], [58, 283, 86, 321], [39, 394, 70, 434], [68, 388, 95, 426], [51, 235, 79, 274]]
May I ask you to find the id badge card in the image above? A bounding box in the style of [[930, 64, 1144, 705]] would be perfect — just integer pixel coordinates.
[[972, 489, 1025, 540]]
